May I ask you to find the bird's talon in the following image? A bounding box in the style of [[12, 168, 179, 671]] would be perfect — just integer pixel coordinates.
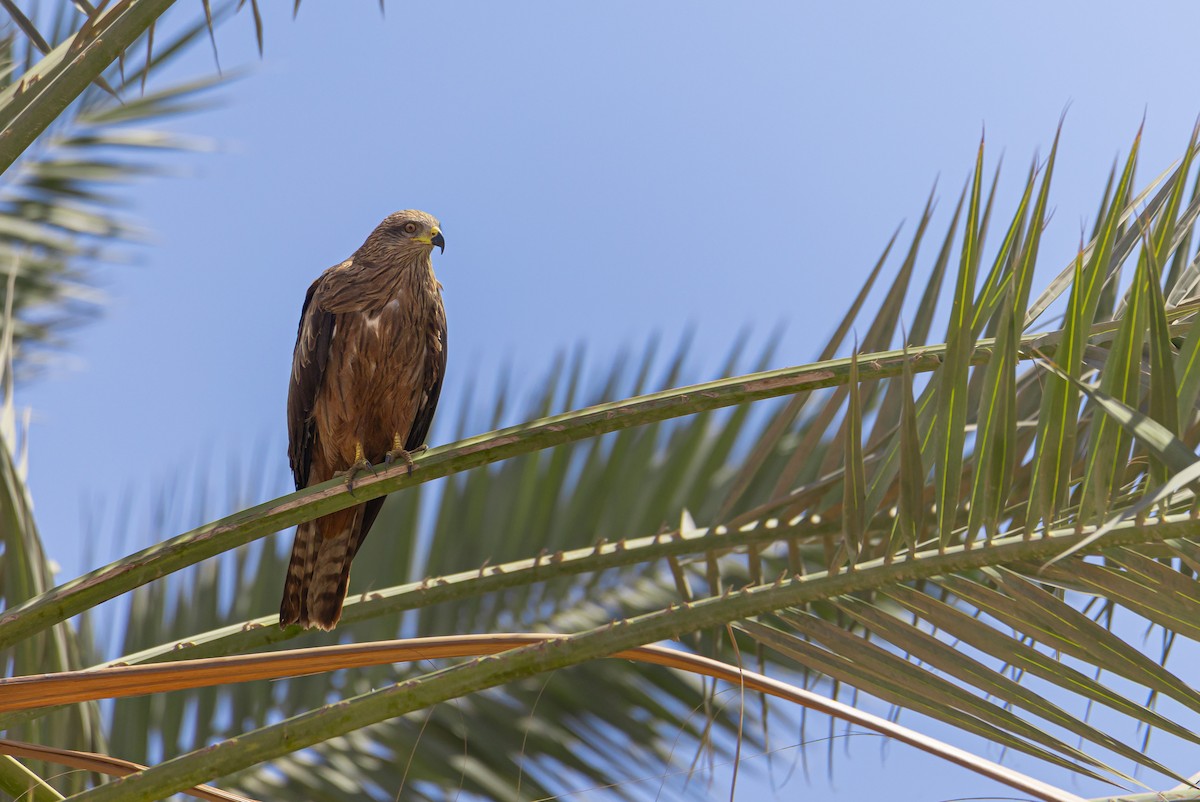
[[386, 442, 427, 475], [335, 458, 375, 491], [385, 448, 417, 475]]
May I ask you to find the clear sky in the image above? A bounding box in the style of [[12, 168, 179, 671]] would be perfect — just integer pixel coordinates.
[[13, 1, 1200, 799]]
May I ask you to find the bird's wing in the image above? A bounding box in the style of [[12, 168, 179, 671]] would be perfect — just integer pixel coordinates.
[[405, 304, 447, 451], [287, 274, 336, 489]]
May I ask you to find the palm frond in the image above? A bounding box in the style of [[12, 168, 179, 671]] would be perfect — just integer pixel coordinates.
[[0, 2, 238, 376]]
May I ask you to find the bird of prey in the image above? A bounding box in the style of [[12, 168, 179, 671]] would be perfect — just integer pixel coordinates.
[[279, 210, 447, 630]]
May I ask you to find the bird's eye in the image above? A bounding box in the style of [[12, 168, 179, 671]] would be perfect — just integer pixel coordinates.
[[402, 222, 419, 235]]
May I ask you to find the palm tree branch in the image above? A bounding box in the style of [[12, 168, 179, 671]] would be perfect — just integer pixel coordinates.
[[0, 0, 175, 175], [0, 738, 251, 801]]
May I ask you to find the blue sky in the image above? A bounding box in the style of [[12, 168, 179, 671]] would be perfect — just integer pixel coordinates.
[[13, 1, 1200, 798]]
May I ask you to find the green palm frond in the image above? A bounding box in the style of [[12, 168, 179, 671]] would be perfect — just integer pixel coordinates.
[[0, 1, 238, 376], [0, 237, 103, 796]]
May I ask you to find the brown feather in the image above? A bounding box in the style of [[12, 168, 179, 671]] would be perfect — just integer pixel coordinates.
[[304, 506, 362, 630], [280, 210, 447, 630], [278, 520, 318, 626]]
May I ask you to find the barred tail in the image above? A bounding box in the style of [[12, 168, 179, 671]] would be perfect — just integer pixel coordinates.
[[279, 506, 364, 630], [279, 520, 319, 627]]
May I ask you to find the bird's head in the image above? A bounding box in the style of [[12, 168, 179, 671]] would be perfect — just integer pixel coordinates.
[[362, 209, 445, 259]]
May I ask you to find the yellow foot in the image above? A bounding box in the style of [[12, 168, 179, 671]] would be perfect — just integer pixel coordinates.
[[385, 439, 427, 475], [335, 442, 376, 491]]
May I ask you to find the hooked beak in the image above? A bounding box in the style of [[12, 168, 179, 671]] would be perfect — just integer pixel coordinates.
[[431, 229, 445, 254]]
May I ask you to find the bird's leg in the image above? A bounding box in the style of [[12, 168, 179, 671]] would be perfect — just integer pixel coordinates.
[[335, 441, 376, 491], [385, 434, 426, 475]]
